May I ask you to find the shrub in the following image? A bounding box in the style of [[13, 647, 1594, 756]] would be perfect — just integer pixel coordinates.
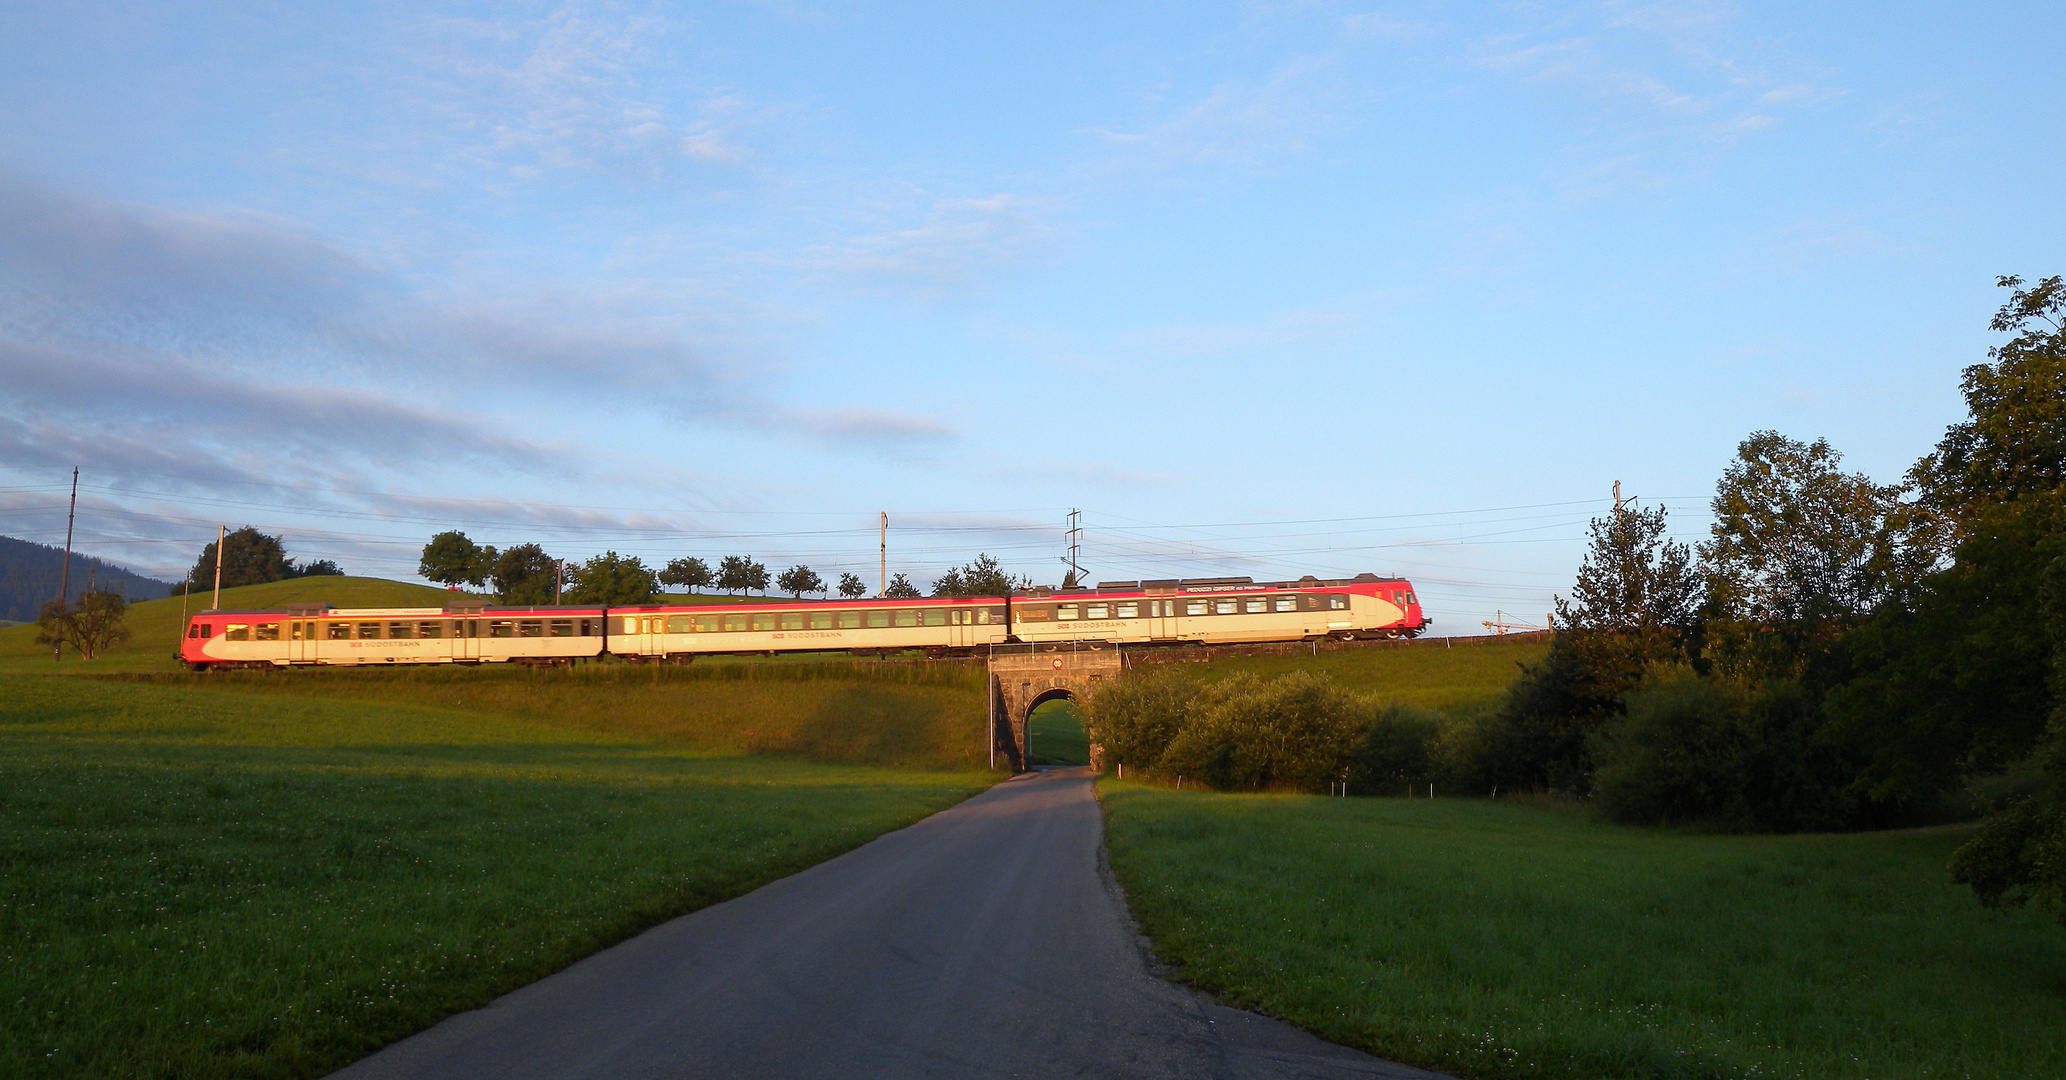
[[1344, 703, 1441, 795], [1159, 673, 1363, 792], [1085, 664, 1201, 771], [1591, 670, 1859, 831]]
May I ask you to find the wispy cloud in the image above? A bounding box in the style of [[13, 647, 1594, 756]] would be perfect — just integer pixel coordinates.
[[1088, 52, 1346, 171]]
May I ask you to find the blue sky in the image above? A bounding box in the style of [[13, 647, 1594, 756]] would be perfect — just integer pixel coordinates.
[[2, 1, 2061, 629]]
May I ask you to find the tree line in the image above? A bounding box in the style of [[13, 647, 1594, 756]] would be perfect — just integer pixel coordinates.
[[1089, 274, 2066, 928], [418, 533, 1031, 607]]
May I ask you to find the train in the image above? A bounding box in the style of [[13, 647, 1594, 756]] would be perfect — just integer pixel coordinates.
[[176, 573, 1428, 670]]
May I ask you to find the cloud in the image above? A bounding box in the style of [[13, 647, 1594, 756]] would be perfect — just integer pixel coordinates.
[[801, 191, 1062, 290], [406, 3, 762, 180], [1088, 52, 1345, 171]]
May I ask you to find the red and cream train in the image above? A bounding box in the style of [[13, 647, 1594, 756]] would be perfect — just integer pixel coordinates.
[[177, 573, 1428, 670]]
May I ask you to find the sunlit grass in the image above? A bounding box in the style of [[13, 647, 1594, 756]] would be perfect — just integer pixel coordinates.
[[1027, 698, 1089, 766], [1191, 637, 1547, 714], [1099, 781, 2066, 1080], [0, 674, 993, 1079]]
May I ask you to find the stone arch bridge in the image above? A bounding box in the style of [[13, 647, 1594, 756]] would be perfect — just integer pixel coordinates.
[[988, 645, 1123, 772]]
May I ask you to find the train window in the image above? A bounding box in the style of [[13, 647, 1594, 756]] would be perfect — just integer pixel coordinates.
[[1214, 600, 1238, 615], [1329, 595, 1348, 610], [1184, 600, 1207, 616], [723, 614, 748, 632], [418, 621, 444, 639], [1274, 597, 1296, 612], [199, 623, 213, 638], [1086, 604, 1108, 619], [255, 622, 281, 641], [1405, 591, 1415, 605], [291, 622, 307, 641], [751, 613, 776, 631], [892, 609, 917, 628], [548, 620, 573, 637], [489, 620, 515, 638], [779, 612, 805, 631], [923, 608, 947, 627], [518, 621, 543, 637], [866, 610, 891, 628], [385, 622, 412, 639], [809, 612, 833, 630], [224, 623, 250, 641], [837, 610, 863, 629], [1017, 606, 1050, 622], [1056, 604, 1079, 621], [1116, 602, 1138, 619], [665, 615, 692, 634], [187, 624, 199, 638], [1244, 598, 1267, 613], [979, 606, 1005, 624], [580, 619, 599, 636], [326, 622, 350, 640], [692, 615, 718, 632]]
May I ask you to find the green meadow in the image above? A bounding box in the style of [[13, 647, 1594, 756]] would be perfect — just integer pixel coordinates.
[[1, 647, 995, 1078], [1100, 782, 2066, 1080]]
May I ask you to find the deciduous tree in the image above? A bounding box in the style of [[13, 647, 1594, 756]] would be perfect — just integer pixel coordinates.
[[493, 544, 557, 604], [717, 555, 769, 595], [837, 572, 867, 600], [37, 587, 131, 660], [419, 531, 494, 588], [931, 554, 1028, 597], [565, 552, 658, 605], [884, 573, 920, 599], [183, 527, 293, 591], [659, 557, 713, 593], [776, 565, 824, 598]]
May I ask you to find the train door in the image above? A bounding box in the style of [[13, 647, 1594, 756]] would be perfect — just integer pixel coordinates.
[[290, 620, 316, 663], [1148, 599, 1178, 641], [636, 614, 662, 660], [949, 607, 973, 649], [455, 619, 480, 662]]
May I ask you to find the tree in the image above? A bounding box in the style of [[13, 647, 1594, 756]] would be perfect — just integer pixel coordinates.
[[419, 531, 495, 588], [565, 551, 658, 605], [884, 573, 921, 599], [837, 572, 867, 600], [493, 544, 557, 604], [659, 557, 713, 593], [1700, 432, 1905, 677], [1824, 277, 2066, 811], [1471, 494, 1700, 794], [183, 527, 293, 591], [932, 553, 1029, 597], [717, 555, 769, 595], [37, 587, 131, 660], [296, 559, 345, 577], [777, 565, 824, 598]]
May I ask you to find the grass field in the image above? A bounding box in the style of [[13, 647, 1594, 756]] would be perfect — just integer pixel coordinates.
[[0, 673, 995, 1079], [1099, 782, 2066, 1080], [1185, 635, 1548, 715]]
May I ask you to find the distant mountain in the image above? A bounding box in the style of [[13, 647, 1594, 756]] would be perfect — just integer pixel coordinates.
[[0, 536, 178, 623]]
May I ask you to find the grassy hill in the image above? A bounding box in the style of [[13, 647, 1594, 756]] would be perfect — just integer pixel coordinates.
[[0, 576, 459, 673]]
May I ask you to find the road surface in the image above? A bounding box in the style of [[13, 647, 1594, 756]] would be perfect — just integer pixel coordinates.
[[329, 768, 1447, 1079]]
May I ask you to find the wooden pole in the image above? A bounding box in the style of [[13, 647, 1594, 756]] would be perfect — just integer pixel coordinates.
[[879, 512, 887, 598], [53, 467, 77, 661], [211, 523, 225, 610]]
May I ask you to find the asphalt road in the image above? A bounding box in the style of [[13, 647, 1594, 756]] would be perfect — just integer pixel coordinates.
[[328, 768, 1448, 1080]]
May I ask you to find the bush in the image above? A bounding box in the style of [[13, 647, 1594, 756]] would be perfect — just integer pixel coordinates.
[[1591, 670, 1859, 831], [1159, 673, 1363, 792], [1344, 703, 1442, 795], [1084, 664, 1201, 771]]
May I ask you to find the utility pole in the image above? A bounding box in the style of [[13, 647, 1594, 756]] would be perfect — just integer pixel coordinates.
[[53, 466, 77, 661], [211, 523, 225, 610], [1060, 509, 1082, 588], [1613, 480, 1622, 512], [879, 512, 888, 598], [554, 559, 563, 604]]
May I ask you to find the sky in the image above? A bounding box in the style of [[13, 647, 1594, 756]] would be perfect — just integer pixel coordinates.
[[2, 1, 2062, 630]]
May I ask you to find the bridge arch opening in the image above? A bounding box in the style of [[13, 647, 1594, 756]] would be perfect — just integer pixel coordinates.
[[1025, 689, 1089, 767]]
